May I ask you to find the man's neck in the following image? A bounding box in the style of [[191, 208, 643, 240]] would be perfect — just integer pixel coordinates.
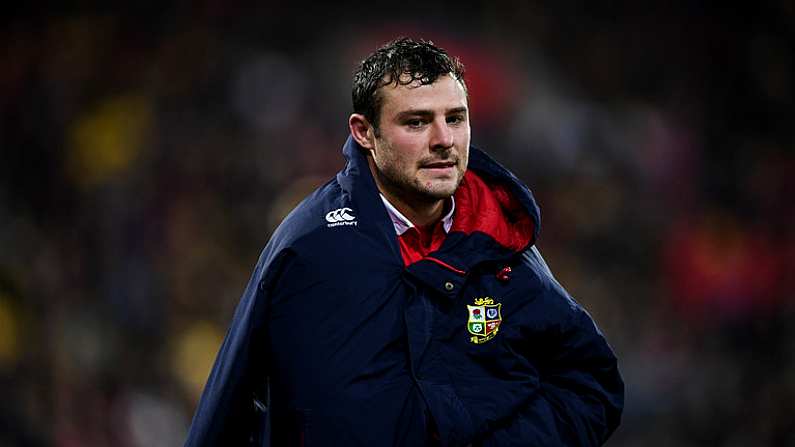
[[380, 189, 445, 228]]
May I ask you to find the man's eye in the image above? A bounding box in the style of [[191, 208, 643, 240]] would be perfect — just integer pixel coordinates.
[[447, 115, 465, 124], [406, 119, 424, 128]]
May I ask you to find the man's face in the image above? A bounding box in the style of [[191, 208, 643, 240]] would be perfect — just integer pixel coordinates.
[[368, 74, 470, 206]]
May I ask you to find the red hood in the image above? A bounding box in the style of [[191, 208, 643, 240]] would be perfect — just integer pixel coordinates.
[[397, 170, 535, 267], [452, 170, 535, 253]]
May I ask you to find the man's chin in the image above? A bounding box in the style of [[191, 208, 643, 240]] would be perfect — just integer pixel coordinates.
[[416, 181, 460, 200]]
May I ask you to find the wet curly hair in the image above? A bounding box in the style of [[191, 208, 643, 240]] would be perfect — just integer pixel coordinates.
[[352, 37, 467, 132]]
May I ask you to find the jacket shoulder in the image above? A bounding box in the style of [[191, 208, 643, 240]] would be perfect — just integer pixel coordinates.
[[266, 178, 351, 249], [259, 176, 385, 277]]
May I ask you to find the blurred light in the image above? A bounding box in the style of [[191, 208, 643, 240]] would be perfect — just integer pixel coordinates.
[[0, 294, 19, 368], [171, 321, 224, 401], [67, 95, 153, 188], [125, 391, 188, 447], [231, 53, 307, 132]]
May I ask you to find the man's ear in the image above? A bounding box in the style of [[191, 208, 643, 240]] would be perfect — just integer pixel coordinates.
[[349, 114, 375, 150]]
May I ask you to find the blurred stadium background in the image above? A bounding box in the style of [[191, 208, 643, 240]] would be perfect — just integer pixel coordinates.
[[1, 2, 793, 446]]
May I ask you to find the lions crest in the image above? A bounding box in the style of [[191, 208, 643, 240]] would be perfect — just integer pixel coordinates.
[[467, 297, 502, 344]]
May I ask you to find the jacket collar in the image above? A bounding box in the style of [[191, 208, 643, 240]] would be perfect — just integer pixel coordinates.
[[380, 194, 455, 236], [338, 135, 541, 272]]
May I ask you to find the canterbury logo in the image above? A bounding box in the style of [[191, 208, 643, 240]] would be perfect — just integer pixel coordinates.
[[325, 207, 357, 227]]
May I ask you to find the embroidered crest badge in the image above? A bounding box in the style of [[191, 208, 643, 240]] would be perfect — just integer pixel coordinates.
[[467, 297, 502, 344]]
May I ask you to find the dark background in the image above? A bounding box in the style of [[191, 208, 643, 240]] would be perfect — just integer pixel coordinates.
[[1, 2, 793, 445]]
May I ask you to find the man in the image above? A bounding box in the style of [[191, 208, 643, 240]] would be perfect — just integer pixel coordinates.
[[185, 38, 623, 446]]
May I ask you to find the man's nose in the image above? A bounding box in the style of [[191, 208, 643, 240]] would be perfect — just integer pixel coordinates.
[[429, 119, 454, 151]]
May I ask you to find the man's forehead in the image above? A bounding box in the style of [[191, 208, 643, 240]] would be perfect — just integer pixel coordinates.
[[378, 74, 468, 111]]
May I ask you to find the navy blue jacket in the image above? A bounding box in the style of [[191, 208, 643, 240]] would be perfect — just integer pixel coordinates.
[[184, 137, 624, 446]]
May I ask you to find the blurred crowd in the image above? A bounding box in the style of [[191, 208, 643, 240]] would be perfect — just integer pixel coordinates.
[[1, 2, 793, 446]]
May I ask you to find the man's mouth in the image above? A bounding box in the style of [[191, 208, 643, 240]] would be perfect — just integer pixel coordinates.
[[421, 161, 457, 169]]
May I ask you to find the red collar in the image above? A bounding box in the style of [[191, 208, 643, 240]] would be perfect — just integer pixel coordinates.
[[385, 170, 534, 267]]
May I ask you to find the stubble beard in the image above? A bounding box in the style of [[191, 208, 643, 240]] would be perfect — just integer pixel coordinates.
[[369, 135, 468, 208], [378, 160, 465, 207]]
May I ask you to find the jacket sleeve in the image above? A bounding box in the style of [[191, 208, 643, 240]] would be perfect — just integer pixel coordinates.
[[183, 249, 292, 447], [478, 247, 624, 447]]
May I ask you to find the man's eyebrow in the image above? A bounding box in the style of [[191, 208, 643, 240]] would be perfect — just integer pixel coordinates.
[[395, 107, 468, 120], [395, 109, 433, 120]]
